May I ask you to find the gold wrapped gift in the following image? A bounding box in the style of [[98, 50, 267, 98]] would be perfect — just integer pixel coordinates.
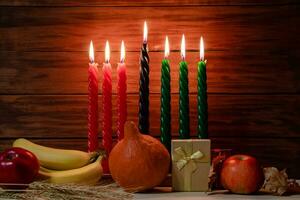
[[172, 139, 211, 192]]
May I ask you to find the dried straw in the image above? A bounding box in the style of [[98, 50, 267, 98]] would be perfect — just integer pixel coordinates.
[[0, 179, 133, 200]]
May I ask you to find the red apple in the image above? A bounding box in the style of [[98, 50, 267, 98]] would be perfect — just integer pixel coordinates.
[[0, 147, 39, 188], [220, 154, 264, 194]]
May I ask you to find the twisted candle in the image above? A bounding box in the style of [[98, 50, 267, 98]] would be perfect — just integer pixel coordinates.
[[160, 36, 171, 151], [161, 59, 171, 151], [88, 64, 99, 152], [179, 35, 190, 139], [197, 61, 208, 138], [179, 61, 190, 138], [102, 65, 112, 151], [88, 41, 99, 152], [197, 37, 208, 138], [102, 41, 112, 173], [117, 41, 127, 140], [138, 22, 150, 134]]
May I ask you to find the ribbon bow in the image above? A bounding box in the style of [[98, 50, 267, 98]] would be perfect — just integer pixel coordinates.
[[172, 147, 204, 172]]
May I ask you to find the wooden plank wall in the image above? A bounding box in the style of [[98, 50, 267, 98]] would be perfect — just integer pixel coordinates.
[[0, 0, 300, 177]]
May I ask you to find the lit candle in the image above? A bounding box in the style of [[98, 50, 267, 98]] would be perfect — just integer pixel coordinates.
[[197, 36, 208, 139], [88, 41, 99, 152], [138, 21, 150, 134], [117, 41, 127, 140], [160, 36, 171, 151], [102, 41, 112, 173], [179, 34, 190, 139]]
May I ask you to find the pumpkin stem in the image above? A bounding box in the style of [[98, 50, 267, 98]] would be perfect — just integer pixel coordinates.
[[124, 121, 139, 139]]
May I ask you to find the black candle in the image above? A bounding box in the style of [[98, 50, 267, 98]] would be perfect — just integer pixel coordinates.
[[138, 21, 150, 134]]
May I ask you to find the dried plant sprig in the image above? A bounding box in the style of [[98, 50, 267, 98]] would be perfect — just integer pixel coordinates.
[[0, 179, 133, 200], [261, 167, 300, 196]]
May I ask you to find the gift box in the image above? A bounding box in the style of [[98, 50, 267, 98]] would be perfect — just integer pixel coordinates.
[[172, 139, 211, 192]]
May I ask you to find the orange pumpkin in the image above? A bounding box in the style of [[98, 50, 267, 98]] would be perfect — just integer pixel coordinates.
[[109, 121, 170, 192]]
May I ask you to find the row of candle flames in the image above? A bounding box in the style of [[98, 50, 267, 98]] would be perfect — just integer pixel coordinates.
[[89, 25, 205, 65]]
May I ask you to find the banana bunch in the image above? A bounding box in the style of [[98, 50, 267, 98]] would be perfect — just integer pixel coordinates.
[[13, 138, 103, 185], [38, 155, 103, 185]]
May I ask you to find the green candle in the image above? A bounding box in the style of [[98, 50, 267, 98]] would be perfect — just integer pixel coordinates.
[[179, 34, 190, 139], [160, 36, 171, 151], [197, 37, 208, 138]]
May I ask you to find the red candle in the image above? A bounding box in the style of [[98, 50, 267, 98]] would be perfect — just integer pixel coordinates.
[[102, 41, 112, 173], [88, 41, 99, 152], [117, 41, 127, 140]]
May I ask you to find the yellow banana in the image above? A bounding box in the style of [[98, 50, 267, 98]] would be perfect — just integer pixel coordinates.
[[38, 156, 103, 185], [13, 138, 97, 170]]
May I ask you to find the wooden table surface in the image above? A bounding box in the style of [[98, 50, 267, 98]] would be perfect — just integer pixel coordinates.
[[135, 187, 300, 200]]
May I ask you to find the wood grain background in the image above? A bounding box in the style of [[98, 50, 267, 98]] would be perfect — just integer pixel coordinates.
[[0, 0, 300, 177]]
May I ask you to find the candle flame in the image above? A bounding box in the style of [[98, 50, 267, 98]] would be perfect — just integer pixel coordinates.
[[181, 34, 186, 60], [200, 36, 204, 61], [89, 40, 94, 63], [164, 36, 170, 58], [105, 40, 110, 63], [143, 21, 148, 43], [120, 40, 125, 63]]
